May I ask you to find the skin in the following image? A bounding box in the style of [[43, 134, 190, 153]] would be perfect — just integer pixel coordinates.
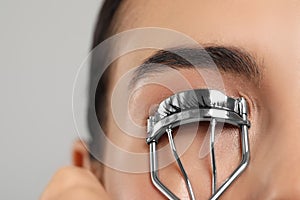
[[41, 0, 300, 199]]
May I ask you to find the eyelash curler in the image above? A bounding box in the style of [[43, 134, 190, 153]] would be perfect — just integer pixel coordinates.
[[146, 89, 250, 200]]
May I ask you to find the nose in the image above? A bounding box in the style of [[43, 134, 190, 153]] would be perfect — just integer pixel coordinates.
[[223, 102, 300, 199], [252, 88, 300, 199], [258, 125, 300, 200]]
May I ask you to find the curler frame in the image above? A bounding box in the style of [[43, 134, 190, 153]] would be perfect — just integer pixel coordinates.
[[146, 89, 250, 200]]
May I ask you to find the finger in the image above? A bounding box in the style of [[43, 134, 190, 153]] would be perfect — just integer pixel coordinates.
[[40, 166, 110, 200]]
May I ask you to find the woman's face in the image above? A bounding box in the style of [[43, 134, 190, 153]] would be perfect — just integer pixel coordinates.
[[98, 0, 300, 199]]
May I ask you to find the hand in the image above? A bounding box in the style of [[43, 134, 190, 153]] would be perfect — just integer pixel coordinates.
[[40, 166, 110, 200]]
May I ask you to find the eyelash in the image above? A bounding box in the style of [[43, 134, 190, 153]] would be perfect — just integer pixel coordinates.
[[157, 91, 210, 117]]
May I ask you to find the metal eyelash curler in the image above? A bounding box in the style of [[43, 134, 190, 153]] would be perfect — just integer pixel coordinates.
[[146, 89, 250, 200]]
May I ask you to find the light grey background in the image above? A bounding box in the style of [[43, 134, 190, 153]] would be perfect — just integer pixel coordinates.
[[0, 0, 102, 199]]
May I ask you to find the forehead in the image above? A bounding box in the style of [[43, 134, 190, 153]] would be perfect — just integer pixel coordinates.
[[112, 0, 300, 65], [115, 0, 300, 43]]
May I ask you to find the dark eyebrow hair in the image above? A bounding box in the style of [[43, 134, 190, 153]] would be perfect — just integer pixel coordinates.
[[129, 46, 262, 89]]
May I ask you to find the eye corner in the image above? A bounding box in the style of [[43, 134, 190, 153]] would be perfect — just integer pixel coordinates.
[[238, 92, 259, 119]]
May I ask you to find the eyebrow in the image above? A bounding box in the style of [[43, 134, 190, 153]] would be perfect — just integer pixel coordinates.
[[129, 46, 262, 89]]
